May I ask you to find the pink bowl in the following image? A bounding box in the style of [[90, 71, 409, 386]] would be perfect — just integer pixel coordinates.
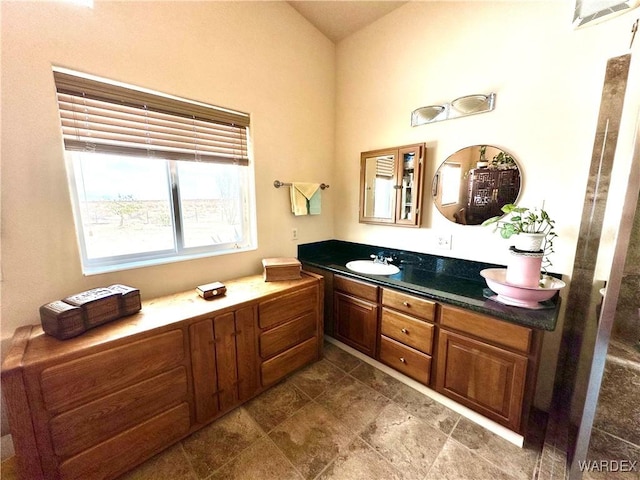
[[480, 268, 565, 309]]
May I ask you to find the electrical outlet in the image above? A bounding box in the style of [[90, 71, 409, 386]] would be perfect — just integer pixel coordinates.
[[292, 228, 298, 241], [436, 234, 452, 250]]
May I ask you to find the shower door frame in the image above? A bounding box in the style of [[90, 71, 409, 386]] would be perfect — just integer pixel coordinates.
[[569, 111, 640, 479]]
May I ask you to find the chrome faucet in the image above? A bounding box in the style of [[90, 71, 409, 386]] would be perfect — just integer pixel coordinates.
[[370, 253, 393, 265]]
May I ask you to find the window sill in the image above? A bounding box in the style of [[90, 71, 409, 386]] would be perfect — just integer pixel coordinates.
[[82, 244, 258, 276]]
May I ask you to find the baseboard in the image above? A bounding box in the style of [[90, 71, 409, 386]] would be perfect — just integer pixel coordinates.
[[325, 335, 525, 448]]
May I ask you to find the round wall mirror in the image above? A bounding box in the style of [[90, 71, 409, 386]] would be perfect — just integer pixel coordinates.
[[432, 145, 521, 225]]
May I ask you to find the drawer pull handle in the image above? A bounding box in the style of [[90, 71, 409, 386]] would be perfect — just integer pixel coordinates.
[[403, 301, 410, 307], [401, 328, 409, 334], [400, 357, 406, 363]]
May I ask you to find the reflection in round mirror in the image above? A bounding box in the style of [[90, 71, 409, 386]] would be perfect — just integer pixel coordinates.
[[432, 145, 521, 225]]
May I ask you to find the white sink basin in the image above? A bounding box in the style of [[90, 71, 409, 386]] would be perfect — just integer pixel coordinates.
[[345, 260, 400, 275]]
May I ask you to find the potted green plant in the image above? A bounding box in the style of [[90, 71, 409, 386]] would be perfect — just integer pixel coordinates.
[[477, 145, 489, 168], [482, 203, 557, 286], [490, 151, 517, 170]]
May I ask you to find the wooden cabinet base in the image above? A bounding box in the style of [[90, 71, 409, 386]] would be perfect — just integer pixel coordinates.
[[315, 268, 543, 437], [2, 273, 323, 480], [436, 330, 527, 431]]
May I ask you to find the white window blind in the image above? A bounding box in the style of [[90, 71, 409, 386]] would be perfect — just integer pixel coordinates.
[[376, 155, 395, 177], [53, 69, 250, 165]]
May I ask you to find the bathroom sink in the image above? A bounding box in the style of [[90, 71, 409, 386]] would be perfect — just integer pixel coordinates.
[[345, 260, 400, 275]]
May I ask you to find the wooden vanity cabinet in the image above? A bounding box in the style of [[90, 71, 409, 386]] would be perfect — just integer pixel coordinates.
[[435, 304, 542, 433], [333, 275, 379, 357], [2, 273, 323, 480], [379, 288, 435, 386], [313, 267, 543, 434]]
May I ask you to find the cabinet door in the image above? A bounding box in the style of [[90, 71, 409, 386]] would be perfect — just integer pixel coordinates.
[[189, 319, 220, 423], [334, 292, 378, 357], [435, 329, 527, 431], [213, 313, 239, 412], [191, 310, 259, 422], [395, 144, 424, 226], [235, 306, 259, 403], [359, 148, 397, 224]]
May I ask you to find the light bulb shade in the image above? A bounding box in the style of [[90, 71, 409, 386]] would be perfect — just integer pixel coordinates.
[[411, 105, 446, 126], [411, 92, 496, 126], [451, 94, 492, 114]]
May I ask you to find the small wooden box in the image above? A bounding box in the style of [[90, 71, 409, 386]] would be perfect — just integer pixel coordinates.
[[63, 288, 121, 328], [39, 301, 86, 340], [262, 257, 302, 282], [196, 281, 227, 299], [108, 284, 142, 316]]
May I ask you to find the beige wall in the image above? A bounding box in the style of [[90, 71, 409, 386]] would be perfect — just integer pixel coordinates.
[[333, 1, 640, 410], [2, 0, 639, 422], [0, 1, 336, 346]]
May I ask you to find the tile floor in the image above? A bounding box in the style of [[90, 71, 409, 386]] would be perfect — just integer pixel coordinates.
[[0, 341, 547, 480]]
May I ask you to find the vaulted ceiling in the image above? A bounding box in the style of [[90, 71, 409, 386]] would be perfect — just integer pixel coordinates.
[[287, 1, 407, 42]]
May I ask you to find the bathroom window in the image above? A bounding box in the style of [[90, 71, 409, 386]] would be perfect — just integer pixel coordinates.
[[440, 162, 462, 206], [54, 68, 256, 274]]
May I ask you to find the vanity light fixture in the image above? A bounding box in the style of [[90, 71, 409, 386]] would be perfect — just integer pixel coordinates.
[[411, 92, 496, 127]]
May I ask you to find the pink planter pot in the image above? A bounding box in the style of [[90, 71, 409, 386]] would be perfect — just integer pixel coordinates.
[[506, 247, 543, 288]]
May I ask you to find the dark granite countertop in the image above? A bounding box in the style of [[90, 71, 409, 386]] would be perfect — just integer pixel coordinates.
[[298, 240, 561, 331]]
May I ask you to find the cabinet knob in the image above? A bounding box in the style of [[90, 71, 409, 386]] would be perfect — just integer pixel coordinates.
[[400, 357, 406, 363], [403, 301, 410, 307], [401, 328, 409, 334]]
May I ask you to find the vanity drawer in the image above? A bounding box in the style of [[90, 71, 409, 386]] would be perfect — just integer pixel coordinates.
[[379, 336, 431, 385], [58, 402, 191, 480], [49, 367, 188, 458], [261, 336, 318, 386], [381, 288, 435, 321], [334, 275, 378, 302], [440, 305, 531, 354], [381, 308, 433, 355], [40, 330, 185, 413], [258, 285, 317, 329], [259, 312, 316, 359]]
